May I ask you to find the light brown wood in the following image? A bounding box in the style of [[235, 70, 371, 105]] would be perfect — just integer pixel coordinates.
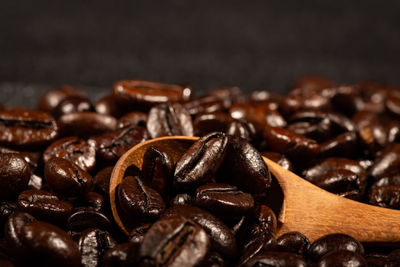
[[110, 136, 400, 242]]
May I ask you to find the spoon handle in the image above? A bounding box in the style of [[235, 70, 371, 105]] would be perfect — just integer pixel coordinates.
[[264, 157, 400, 243]]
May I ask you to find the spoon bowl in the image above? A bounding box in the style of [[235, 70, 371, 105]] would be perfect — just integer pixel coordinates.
[[110, 136, 400, 243]]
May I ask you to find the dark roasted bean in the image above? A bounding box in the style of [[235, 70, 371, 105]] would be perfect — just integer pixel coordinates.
[[164, 205, 237, 258], [0, 153, 31, 200], [83, 191, 105, 211], [58, 112, 117, 137], [78, 228, 116, 267], [369, 144, 400, 180], [243, 251, 307, 267], [184, 95, 231, 116], [141, 146, 174, 196], [195, 183, 254, 215], [117, 176, 165, 225], [138, 215, 210, 267], [53, 95, 94, 118], [146, 103, 193, 138], [103, 242, 139, 267], [67, 210, 111, 231], [93, 166, 113, 196], [95, 94, 128, 118], [277, 232, 310, 255], [317, 250, 367, 267], [369, 185, 400, 209], [262, 151, 294, 171], [43, 136, 96, 172], [219, 136, 271, 194], [174, 132, 228, 189], [17, 189, 73, 223], [318, 131, 359, 157], [226, 119, 257, 142], [37, 86, 85, 114], [0, 110, 58, 148], [129, 223, 152, 244], [117, 111, 148, 128], [45, 157, 93, 199], [194, 112, 233, 137], [89, 126, 149, 163], [238, 231, 277, 266], [307, 233, 364, 261]]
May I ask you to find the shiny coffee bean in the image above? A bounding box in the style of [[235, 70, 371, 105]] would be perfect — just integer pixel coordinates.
[[117, 111, 148, 128], [53, 95, 94, 118], [113, 80, 189, 109], [146, 103, 194, 138], [141, 146, 174, 196], [93, 166, 113, 196], [164, 205, 237, 258], [369, 144, 400, 180], [67, 210, 111, 231], [195, 183, 254, 215], [58, 112, 117, 137], [83, 191, 105, 211], [372, 174, 400, 189], [219, 136, 271, 194], [37, 85, 85, 114], [317, 250, 367, 267], [45, 157, 93, 199], [78, 228, 116, 267], [95, 94, 127, 118], [89, 126, 149, 163], [251, 205, 278, 235], [238, 231, 277, 266], [0, 147, 41, 172], [43, 136, 96, 172], [226, 119, 257, 142], [307, 233, 364, 261], [17, 189, 73, 223], [277, 232, 310, 255], [0, 153, 31, 200], [138, 215, 210, 267], [117, 176, 165, 224], [102, 242, 139, 267], [249, 90, 283, 109], [184, 95, 232, 116], [243, 251, 307, 267], [193, 112, 233, 137], [174, 132, 228, 190], [262, 151, 294, 171], [0, 110, 58, 148], [318, 131, 359, 157], [369, 185, 400, 209]]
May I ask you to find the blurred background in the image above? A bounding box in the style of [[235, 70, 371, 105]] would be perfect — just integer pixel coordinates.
[[1, 0, 400, 107]]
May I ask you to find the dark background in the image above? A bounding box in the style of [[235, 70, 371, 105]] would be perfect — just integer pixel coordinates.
[[1, 0, 400, 107]]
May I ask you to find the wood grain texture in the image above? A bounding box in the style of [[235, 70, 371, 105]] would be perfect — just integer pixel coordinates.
[[110, 136, 400, 242]]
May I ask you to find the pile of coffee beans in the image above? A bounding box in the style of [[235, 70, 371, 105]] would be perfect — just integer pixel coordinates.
[[0, 77, 400, 266]]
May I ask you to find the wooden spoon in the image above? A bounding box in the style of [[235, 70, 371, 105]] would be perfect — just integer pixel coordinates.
[[110, 136, 400, 243]]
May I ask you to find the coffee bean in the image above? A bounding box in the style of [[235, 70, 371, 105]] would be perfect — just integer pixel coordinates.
[[117, 111, 148, 129], [53, 95, 94, 118], [317, 250, 367, 267], [262, 151, 293, 171], [138, 215, 210, 267], [93, 166, 113, 197], [37, 86, 85, 114], [67, 210, 111, 231], [103, 242, 139, 267], [369, 185, 400, 209], [277, 232, 310, 255], [95, 94, 128, 118], [194, 112, 233, 137], [0, 153, 31, 200], [243, 251, 307, 267], [129, 223, 152, 244]]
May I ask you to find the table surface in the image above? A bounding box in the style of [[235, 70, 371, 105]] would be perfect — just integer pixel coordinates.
[[1, 0, 400, 108]]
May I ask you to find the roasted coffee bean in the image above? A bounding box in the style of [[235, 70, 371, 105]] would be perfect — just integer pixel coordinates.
[[117, 176, 165, 224], [117, 111, 148, 128], [0, 153, 31, 200], [67, 210, 111, 231], [93, 166, 113, 196], [170, 193, 193, 206], [102, 242, 139, 267], [366, 254, 389, 267], [37, 85, 85, 114], [78, 228, 116, 267], [141, 146, 174, 196], [243, 251, 307, 267], [138, 215, 210, 267], [89, 126, 149, 163], [0, 147, 41, 172], [293, 75, 335, 92], [369, 144, 400, 180], [264, 125, 319, 159], [53, 95, 94, 118], [251, 205, 278, 235], [174, 132, 228, 190], [317, 250, 367, 267], [262, 151, 294, 171], [164, 205, 237, 258], [0, 110, 58, 148], [288, 120, 333, 142], [43, 136, 96, 172], [354, 82, 388, 113], [146, 103, 193, 138], [219, 136, 271, 194], [17, 189, 73, 223], [249, 90, 283, 109], [369, 185, 400, 209], [195, 183, 254, 215], [113, 80, 189, 109], [19, 220, 81, 267], [277, 232, 310, 255], [372, 174, 400, 189], [184, 95, 232, 116], [318, 131, 359, 157], [83, 191, 105, 211], [238, 231, 277, 266], [307, 233, 364, 261], [45, 157, 93, 199], [129, 223, 152, 244], [226, 119, 257, 142], [58, 112, 117, 137], [95, 94, 127, 118], [193, 112, 233, 137]]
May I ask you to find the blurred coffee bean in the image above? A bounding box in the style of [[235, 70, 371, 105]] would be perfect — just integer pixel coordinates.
[[17, 189, 73, 223], [262, 151, 293, 171], [117, 111, 148, 128], [89, 126, 149, 163], [0, 153, 31, 200], [102, 242, 139, 267], [53, 95, 94, 118], [147, 103, 193, 138], [317, 250, 367, 267], [93, 166, 113, 196], [318, 131, 359, 158], [174, 132, 228, 190], [45, 157, 93, 199], [0, 110, 58, 148], [138, 215, 210, 267], [83, 192, 105, 211], [43, 136, 96, 172], [293, 75, 335, 92], [194, 112, 233, 137], [67, 210, 111, 231], [95, 94, 127, 118], [369, 144, 400, 180], [37, 85, 85, 114], [369, 185, 400, 209], [58, 112, 117, 137], [184, 95, 232, 116]]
